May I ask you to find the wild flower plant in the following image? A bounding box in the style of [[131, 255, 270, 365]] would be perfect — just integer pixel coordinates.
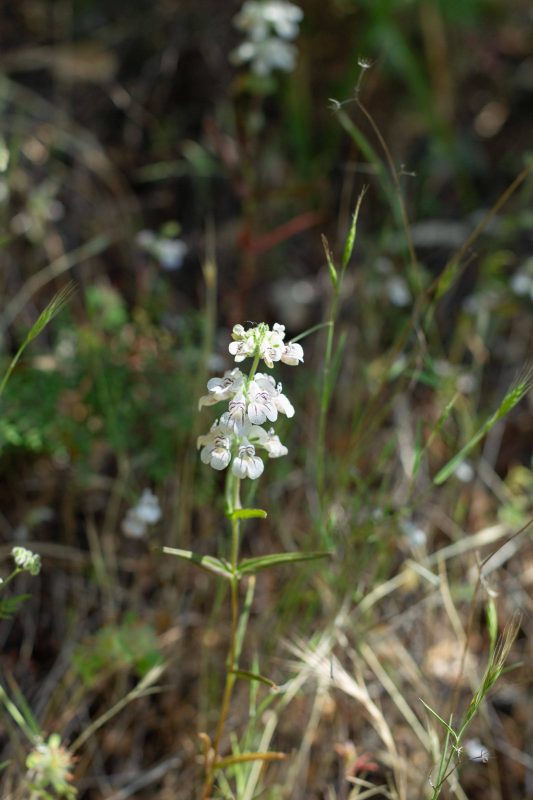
[[164, 321, 327, 798]]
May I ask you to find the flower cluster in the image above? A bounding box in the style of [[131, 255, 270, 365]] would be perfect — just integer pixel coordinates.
[[26, 733, 77, 798], [12, 546, 41, 576], [198, 323, 302, 480], [231, 1, 303, 77]]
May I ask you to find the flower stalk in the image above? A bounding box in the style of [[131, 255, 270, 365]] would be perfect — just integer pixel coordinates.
[[163, 322, 328, 796]]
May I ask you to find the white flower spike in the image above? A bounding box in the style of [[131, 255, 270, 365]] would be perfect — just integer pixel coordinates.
[[198, 322, 302, 479]]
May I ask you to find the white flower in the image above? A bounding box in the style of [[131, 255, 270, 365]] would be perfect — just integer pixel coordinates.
[[136, 229, 187, 271], [224, 394, 248, 432], [228, 329, 256, 362], [247, 377, 278, 424], [234, 1, 303, 42], [387, 276, 411, 307], [121, 489, 161, 538], [232, 442, 264, 479], [250, 374, 294, 419], [12, 546, 41, 576], [231, 37, 298, 76], [199, 368, 245, 409], [253, 426, 288, 457], [280, 342, 304, 366], [135, 489, 162, 524], [274, 381, 295, 417], [197, 420, 233, 470], [260, 329, 285, 367], [454, 461, 475, 483], [464, 738, 490, 763], [121, 511, 147, 539], [510, 263, 533, 300], [262, 1, 303, 38], [229, 322, 288, 368]]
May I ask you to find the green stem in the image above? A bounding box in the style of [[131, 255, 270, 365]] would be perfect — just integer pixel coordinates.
[[247, 350, 261, 384], [316, 286, 339, 502], [201, 476, 242, 800], [0, 567, 22, 591]]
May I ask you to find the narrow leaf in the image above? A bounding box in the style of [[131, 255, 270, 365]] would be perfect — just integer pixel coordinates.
[[230, 669, 279, 690], [290, 321, 331, 344], [321, 234, 338, 289], [228, 508, 267, 521], [238, 551, 331, 577], [0, 283, 75, 398], [162, 547, 232, 580], [214, 751, 286, 769], [419, 698, 458, 742], [341, 186, 367, 269]]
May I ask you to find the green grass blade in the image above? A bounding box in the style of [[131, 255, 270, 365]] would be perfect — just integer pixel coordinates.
[[419, 698, 458, 743], [237, 551, 331, 576], [0, 282, 75, 398], [341, 186, 367, 269], [434, 366, 533, 485]]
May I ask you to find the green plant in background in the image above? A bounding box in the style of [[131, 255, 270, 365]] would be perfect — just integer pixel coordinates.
[[423, 610, 520, 799], [25, 734, 77, 800], [0, 547, 40, 620], [73, 616, 163, 687], [0, 549, 77, 798], [164, 322, 329, 799], [0, 283, 74, 401]]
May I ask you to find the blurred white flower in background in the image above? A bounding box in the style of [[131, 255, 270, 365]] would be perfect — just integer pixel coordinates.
[[399, 519, 427, 550], [375, 257, 411, 307], [454, 460, 475, 483], [234, 0, 303, 40], [510, 258, 533, 301], [231, 1, 303, 76], [122, 489, 161, 538], [464, 738, 490, 763], [136, 229, 188, 271], [12, 546, 41, 576]]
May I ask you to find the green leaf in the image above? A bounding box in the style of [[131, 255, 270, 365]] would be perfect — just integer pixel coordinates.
[[341, 187, 367, 269], [290, 321, 331, 345], [0, 594, 31, 620], [230, 669, 279, 690], [237, 551, 331, 576], [162, 547, 232, 580], [228, 508, 267, 521], [321, 234, 338, 289], [419, 698, 458, 742], [434, 366, 533, 485]]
